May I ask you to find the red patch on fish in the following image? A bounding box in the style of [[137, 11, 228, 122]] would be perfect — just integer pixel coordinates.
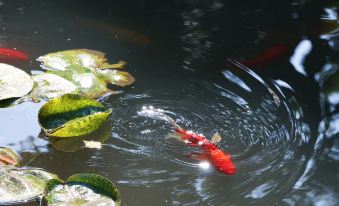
[[242, 44, 288, 67], [175, 128, 236, 175], [0, 48, 29, 62], [0, 155, 17, 166]]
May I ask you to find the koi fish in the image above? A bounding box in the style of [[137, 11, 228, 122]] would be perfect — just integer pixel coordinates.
[[242, 44, 289, 68], [138, 106, 236, 175], [0, 154, 18, 166], [0, 48, 28, 62], [82, 20, 150, 45]]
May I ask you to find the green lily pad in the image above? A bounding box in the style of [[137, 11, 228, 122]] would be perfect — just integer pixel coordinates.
[[0, 63, 34, 101], [45, 173, 121, 206], [0, 147, 22, 166], [0, 167, 58, 205], [37, 49, 135, 98], [38, 94, 112, 137], [30, 73, 79, 101]]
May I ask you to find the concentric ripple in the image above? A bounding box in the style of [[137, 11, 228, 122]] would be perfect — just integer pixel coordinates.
[[99, 60, 309, 205]]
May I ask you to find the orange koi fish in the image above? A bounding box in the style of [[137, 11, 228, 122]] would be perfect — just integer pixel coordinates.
[[0, 48, 28, 62], [174, 128, 236, 175], [0, 154, 18, 166], [138, 107, 236, 175]]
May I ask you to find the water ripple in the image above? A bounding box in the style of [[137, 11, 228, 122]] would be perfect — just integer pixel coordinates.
[[99, 60, 310, 204]]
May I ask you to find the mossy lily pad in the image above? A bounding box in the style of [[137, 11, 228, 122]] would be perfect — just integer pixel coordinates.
[[45, 173, 121, 206], [0, 63, 34, 101], [38, 94, 112, 137], [0, 147, 22, 166], [0, 167, 58, 205], [37, 49, 135, 97]]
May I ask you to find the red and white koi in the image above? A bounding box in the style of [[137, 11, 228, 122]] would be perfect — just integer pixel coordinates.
[[138, 106, 236, 175]]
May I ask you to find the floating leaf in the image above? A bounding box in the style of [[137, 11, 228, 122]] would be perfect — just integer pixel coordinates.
[[0, 63, 34, 101], [0, 147, 22, 166], [96, 69, 135, 87], [0, 167, 58, 205], [37, 49, 135, 97], [45, 173, 121, 206], [29, 73, 79, 101], [38, 94, 112, 137]]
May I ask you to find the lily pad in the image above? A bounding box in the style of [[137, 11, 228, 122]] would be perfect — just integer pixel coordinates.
[[0, 167, 58, 205], [0, 147, 22, 166], [38, 94, 112, 137], [0, 63, 34, 100], [37, 49, 135, 97], [45, 173, 121, 206], [30, 73, 79, 101]]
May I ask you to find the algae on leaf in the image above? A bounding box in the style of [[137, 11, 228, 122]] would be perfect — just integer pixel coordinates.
[[0, 63, 34, 101], [37, 49, 135, 98], [45, 173, 121, 206], [38, 94, 112, 137]]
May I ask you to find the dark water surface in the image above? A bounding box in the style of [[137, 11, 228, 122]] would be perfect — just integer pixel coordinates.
[[1, 0, 339, 205]]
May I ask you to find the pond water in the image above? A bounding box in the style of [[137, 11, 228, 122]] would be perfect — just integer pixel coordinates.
[[0, 0, 339, 205]]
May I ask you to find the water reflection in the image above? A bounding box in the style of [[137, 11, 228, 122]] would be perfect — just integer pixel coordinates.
[[290, 39, 313, 76], [283, 3, 339, 204], [94, 60, 310, 204], [181, 0, 224, 70], [0, 102, 48, 153], [0, 0, 338, 205]]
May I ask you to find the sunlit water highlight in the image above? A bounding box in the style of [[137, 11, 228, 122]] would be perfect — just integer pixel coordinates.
[[1, 0, 337, 205]]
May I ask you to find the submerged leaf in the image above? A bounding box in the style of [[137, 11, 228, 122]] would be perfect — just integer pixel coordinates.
[[37, 49, 135, 97], [45, 173, 121, 206], [47, 122, 111, 152], [0, 167, 58, 205], [0, 147, 22, 166], [0, 63, 34, 100], [38, 94, 112, 137]]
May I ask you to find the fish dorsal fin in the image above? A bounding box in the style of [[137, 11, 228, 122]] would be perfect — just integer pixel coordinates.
[[211, 132, 222, 144]]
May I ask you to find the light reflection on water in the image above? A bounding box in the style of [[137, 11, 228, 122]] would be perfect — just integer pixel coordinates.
[[0, 61, 312, 205], [0, 0, 338, 205], [88, 60, 309, 205]]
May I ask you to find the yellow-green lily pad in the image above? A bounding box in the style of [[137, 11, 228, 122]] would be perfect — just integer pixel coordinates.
[[0, 63, 34, 101], [45, 173, 121, 206], [38, 94, 112, 137], [0, 167, 58, 205], [37, 49, 135, 98]]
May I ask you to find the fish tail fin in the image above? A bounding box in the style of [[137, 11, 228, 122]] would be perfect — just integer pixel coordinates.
[[165, 132, 182, 141], [138, 106, 181, 129]]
